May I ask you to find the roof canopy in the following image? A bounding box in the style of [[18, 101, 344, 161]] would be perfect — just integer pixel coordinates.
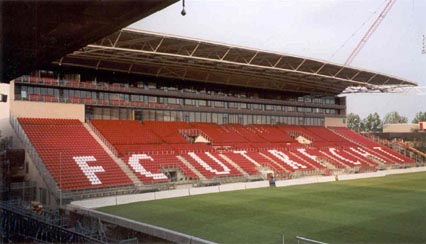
[[2, 1, 177, 83], [57, 28, 416, 95]]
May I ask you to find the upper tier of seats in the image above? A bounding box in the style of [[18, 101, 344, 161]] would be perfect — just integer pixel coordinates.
[[91, 119, 162, 145], [18, 118, 133, 191], [191, 122, 248, 144], [143, 121, 191, 144], [249, 125, 294, 143], [90, 120, 414, 166]]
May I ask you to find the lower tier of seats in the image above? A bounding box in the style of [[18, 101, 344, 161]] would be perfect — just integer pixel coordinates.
[[17, 118, 416, 191]]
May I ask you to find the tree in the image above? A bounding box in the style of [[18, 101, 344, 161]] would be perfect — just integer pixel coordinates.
[[412, 111, 426, 123], [347, 113, 362, 132], [362, 112, 382, 132], [383, 111, 408, 125]]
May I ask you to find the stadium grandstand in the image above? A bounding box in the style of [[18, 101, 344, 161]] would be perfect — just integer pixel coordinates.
[[3, 27, 419, 202], [1, 7, 425, 243]]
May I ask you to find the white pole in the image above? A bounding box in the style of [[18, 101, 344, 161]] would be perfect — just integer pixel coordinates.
[[59, 152, 62, 208]]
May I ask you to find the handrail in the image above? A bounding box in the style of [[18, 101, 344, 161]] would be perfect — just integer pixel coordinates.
[[397, 141, 426, 158], [87, 121, 119, 157]]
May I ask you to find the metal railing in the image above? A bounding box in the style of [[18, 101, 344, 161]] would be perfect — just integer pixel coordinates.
[[0, 201, 105, 243], [10, 116, 60, 198], [16, 75, 345, 110], [87, 121, 119, 157]]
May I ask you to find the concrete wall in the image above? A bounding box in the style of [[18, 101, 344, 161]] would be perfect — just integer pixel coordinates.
[[70, 168, 426, 209], [189, 186, 219, 196], [337, 171, 386, 181], [245, 180, 270, 189], [0, 83, 23, 149], [275, 176, 335, 187], [24, 151, 60, 208], [155, 189, 189, 200], [117, 192, 156, 205], [0, 83, 13, 137], [386, 166, 426, 175], [325, 117, 346, 127], [218, 182, 246, 192], [11, 100, 85, 122], [71, 181, 270, 209], [383, 123, 418, 133]]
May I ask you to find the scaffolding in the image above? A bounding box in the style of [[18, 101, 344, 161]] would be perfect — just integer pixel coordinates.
[[0, 200, 105, 243]]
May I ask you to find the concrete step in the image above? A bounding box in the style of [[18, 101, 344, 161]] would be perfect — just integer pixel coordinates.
[[259, 152, 287, 172], [176, 155, 206, 180], [219, 154, 249, 177]]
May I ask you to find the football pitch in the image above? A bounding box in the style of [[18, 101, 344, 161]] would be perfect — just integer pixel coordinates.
[[99, 172, 426, 244]]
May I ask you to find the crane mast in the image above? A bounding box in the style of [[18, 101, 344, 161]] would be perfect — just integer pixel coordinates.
[[345, 0, 397, 66]]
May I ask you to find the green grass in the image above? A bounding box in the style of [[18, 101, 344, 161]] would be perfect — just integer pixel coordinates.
[[99, 172, 426, 244]]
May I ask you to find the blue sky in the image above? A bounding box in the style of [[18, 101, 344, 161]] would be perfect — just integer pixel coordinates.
[[130, 0, 426, 121]]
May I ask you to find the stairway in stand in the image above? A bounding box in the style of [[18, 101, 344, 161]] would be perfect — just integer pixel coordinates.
[[83, 123, 143, 189], [176, 155, 206, 180]]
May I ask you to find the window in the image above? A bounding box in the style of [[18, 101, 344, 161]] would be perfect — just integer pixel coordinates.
[[184, 99, 196, 106], [198, 100, 207, 106], [222, 114, 228, 124], [325, 97, 335, 105], [229, 114, 238, 123], [110, 93, 120, 100], [119, 108, 129, 120], [246, 114, 253, 124], [171, 111, 178, 121], [158, 110, 166, 121], [213, 101, 224, 107], [252, 104, 263, 110], [326, 109, 336, 114], [184, 112, 190, 122], [228, 102, 238, 108], [265, 105, 274, 111], [238, 115, 244, 124], [212, 113, 218, 124], [168, 97, 179, 104], [195, 112, 201, 122], [201, 112, 208, 122], [148, 96, 156, 103], [147, 82, 156, 89]]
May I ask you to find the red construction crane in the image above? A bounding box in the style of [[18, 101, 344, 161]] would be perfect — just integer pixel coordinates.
[[344, 0, 397, 66]]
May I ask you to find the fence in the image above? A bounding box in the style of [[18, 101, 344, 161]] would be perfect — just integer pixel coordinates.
[[295, 236, 328, 244]]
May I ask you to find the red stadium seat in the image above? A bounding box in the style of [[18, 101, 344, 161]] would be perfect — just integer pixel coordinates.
[[18, 118, 133, 191]]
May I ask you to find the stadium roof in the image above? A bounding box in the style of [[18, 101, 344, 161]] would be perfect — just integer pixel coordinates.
[[1, 0, 177, 83], [56, 28, 417, 95]]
